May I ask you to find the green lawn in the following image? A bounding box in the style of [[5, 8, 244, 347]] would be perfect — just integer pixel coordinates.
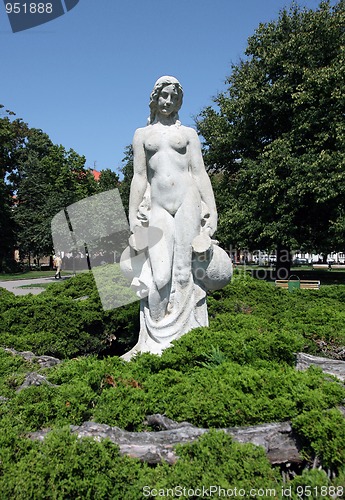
[[0, 270, 79, 281]]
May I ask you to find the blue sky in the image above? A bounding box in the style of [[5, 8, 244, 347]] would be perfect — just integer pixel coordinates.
[[1, 0, 327, 175]]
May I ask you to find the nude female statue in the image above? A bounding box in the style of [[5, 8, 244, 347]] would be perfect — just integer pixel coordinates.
[[121, 76, 231, 359]]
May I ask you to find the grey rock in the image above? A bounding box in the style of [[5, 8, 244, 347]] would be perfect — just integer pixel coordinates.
[[16, 372, 57, 392], [3, 347, 61, 369]]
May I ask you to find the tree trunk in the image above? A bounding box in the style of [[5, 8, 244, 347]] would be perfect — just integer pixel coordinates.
[[296, 353, 345, 381], [28, 418, 303, 466], [275, 245, 292, 280]]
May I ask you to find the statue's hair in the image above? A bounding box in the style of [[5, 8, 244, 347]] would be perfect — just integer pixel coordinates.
[[148, 76, 183, 125]]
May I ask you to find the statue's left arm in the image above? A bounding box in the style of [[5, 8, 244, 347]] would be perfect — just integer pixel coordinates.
[[187, 128, 217, 236]]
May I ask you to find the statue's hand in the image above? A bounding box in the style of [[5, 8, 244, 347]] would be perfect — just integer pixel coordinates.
[[129, 218, 141, 235], [204, 216, 217, 237], [200, 204, 217, 237]]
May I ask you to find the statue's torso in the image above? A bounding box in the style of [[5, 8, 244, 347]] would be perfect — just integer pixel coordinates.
[[142, 123, 194, 215]]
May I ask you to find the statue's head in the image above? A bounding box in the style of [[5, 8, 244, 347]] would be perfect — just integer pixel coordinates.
[[148, 76, 183, 124]]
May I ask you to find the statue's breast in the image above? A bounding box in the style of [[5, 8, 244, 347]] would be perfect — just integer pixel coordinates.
[[145, 129, 187, 155]]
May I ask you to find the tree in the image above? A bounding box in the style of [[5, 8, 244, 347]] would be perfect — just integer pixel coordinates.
[[0, 107, 28, 271], [1, 109, 125, 269], [118, 145, 133, 218], [12, 127, 98, 263], [197, 1, 345, 277], [97, 169, 120, 193]]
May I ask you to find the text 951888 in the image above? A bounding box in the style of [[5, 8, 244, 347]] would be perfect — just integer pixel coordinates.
[[6, 3, 53, 14]]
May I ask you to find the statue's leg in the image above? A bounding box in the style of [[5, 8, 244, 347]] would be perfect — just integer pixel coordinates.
[[147, 206, 174, 322], [174, 186, 201, 287]]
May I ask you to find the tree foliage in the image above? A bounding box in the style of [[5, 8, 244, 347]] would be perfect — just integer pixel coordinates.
[[11, 128, 98, 260], [197, 1, 345, 255], [0, 107, 28, 271], [96, 168, 120, 193], [118, 145, 133, 218], [0, 109, 123, 265]]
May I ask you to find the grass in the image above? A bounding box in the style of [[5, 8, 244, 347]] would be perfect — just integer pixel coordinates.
[[0, 270, 81, 281]]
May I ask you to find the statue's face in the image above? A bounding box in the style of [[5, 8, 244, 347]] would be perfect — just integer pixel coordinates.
[[157, 84, 180, 117]]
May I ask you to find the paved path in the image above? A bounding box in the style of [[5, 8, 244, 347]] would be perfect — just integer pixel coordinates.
[[0, 276, 71, 296]]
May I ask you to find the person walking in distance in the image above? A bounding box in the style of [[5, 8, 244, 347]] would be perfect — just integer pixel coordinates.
[[54, 254, 62, 279]]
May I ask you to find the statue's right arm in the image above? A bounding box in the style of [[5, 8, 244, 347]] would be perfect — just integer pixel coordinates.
[[129, 128, 148, 233]]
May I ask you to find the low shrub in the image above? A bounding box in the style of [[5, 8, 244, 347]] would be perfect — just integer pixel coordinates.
[[2, 350, 343, 435], [208, 274, 345, 354], [0, 271, 139, 358], [0, 427, 146, 500], [0, 428, 281, 499], [2, 271, 345, 361], [1, 273, 345, 492], [154, 319, 305, 373], [292, 408, 345, 472], [0, 348, 40, 398], [0, 424, 343, 498], [142, 430, 281, 491]]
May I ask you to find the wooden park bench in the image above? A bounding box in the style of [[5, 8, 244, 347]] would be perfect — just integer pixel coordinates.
[[312, 263, 329, 270], [312, 263, 345, 271], [275, 279, 320, 290]]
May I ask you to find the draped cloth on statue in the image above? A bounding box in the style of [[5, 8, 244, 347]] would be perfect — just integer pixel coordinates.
[[120, 211, 209, 359], [130, 279, 207, 357], [120, 206, 232, 360]]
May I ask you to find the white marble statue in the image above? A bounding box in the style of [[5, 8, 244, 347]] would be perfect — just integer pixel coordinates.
[[121, 76, 232, 359]]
